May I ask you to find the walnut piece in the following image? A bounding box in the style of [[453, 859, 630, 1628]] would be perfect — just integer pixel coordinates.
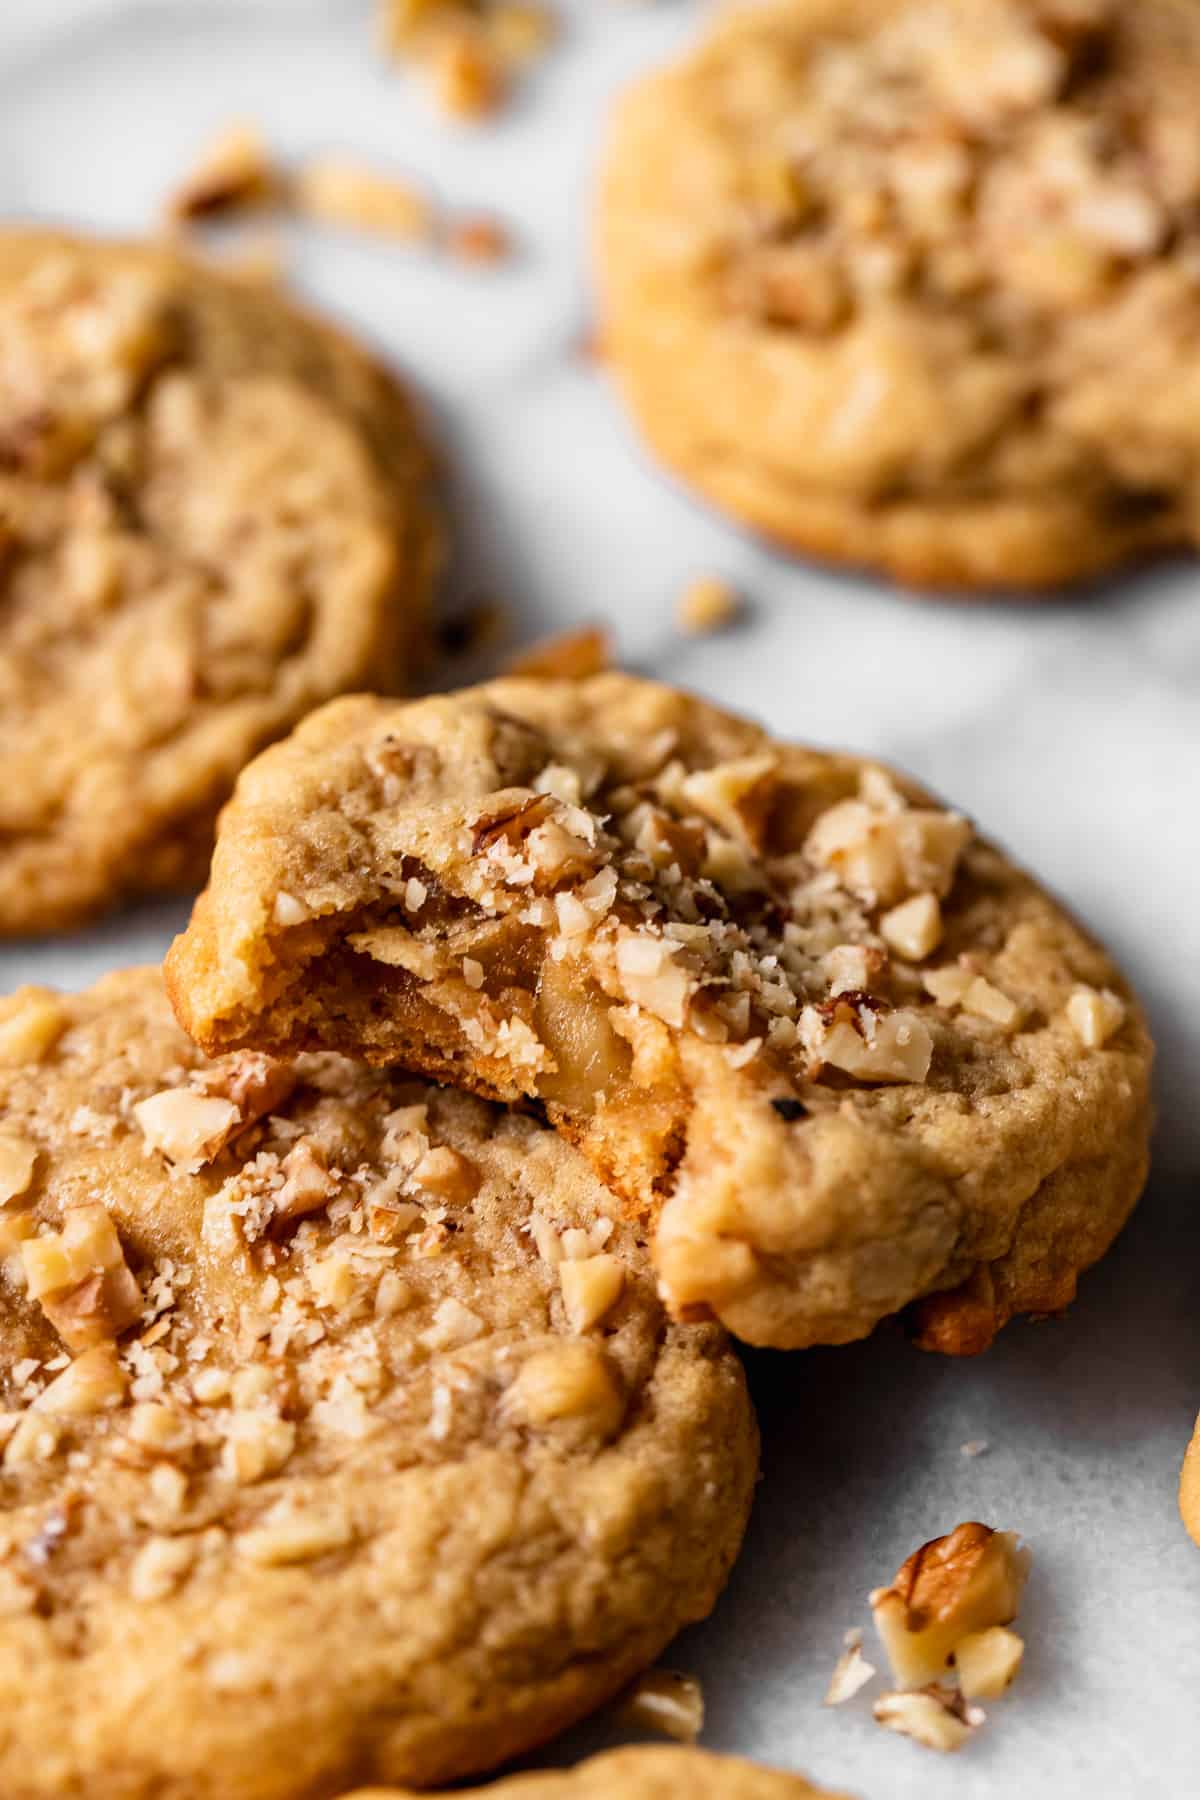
[[32, 1343, 127, 1416], [675, 575, 743, 637], [619, 1669, 705, 1744], [504, 1340, 625, 1439], [0, 1133, 37, 1205], [505, 626, 611, 680], [873, 1687, 978, 1752], [1066, 985, 1126, 1048], [21, 1203, 142, 1351], [133, 1089, 242, 1170], [558, 1253, 624, 1332], [0, 990, 66, 1067], [296, 157, 433, 240], [166, 120, 276, 221], [871, 1522, 1031, 1690], [879, 892, 943, 961], [824, 1637, 877, 1705], [955, 1625, 1025, 1700]]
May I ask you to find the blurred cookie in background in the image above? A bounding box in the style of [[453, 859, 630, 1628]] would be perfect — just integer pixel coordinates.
[[598, 0, 1200, 594], [0, 230, 442, 934], [341, 1746, 857, 1798]]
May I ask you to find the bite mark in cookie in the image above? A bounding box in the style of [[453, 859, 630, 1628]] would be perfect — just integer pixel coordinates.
[[166, 673, 1153, 1352]]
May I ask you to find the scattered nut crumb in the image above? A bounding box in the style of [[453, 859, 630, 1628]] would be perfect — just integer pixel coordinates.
[[619, 1668, 704, 1743], [955, 1625, 1024, 1700], [873, 1686, 982, 1753], [443, 213, 513, 265], [1066, 985, 1125, 1048], [675, 575, 743, 637], [165, 121, 276, 223], [296, 156, 433, 241], [825, 1640, 877, 1705], [960, 1439, 990, 1458]]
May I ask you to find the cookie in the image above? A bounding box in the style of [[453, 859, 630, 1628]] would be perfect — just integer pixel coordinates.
[[0, 969, 755, 1800], [164, 673, 1153, 1354], [598, 0, 1200, 592], [1180, 1416, 1200, 1549], [0, 229, 441, 934], [342, 1745, 854, 1798]]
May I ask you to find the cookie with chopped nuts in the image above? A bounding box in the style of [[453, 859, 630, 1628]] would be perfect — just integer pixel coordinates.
[[342, 1745, 855, 1797], [0, 967, 755, 1800], [0, 228, 441, 934], [599, 0, 1200, 592], [164, 673, 1153, 1353]]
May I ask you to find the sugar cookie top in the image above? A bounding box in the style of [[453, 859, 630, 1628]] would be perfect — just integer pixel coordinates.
[[0, 230, 441, 932], [166, 673, 1153, 1353], [599, 0, 1200, 590], [345, 1745, 855, 1798], [0, 968, 754, 1800]]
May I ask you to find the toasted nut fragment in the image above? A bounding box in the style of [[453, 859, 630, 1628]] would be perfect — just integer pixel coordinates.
[[127, 1402, 189, 1454], [955, 1625, 1024, 1700], [307, 1254, 357, 1312], [615, 934, 691, 1029], [0, 1211, 36, 1285], [220, 1409, 296, 1485], [0, 1133, 37, 1204], [620, 1669, 705, 1744], [880, 893, 943, 962], [133, 1088, 241, 1170], [274, 1140, 336, 1223], [805, 789, 970, 908], [679, 755, 778, 851], [428, 30, 504, 119], [923, 965, 974, 1007], [871, 1522, 1031, 1690], [504, 1340, 625, 1439], [296, 157, 432, 240], [675, 575, 742, 637], [559, 1254, 624, 1332], [237, 1504, 354, 1566], [129, 1535, 197, 1603], [873, 1687, 975, 1752], [3, 1414, 61, 1469], [816, 1009, 933, 1084], [412, 1145, 480, 1205], [489, 1, 556, 63], [825, 1641, 877, 1705], [0, 990, 66, 1066], [420, 1296, 485, 1350], [505, 626, 611, 680], [444, 214, 512, 266], [33, 1343, 127, 1416], [273, 890, 310, 926], [1066, 985, 1126, 1048], [22, 1203, 142, 1351], [961, 977, 1020, 1028], [166, 120, 275, 221]]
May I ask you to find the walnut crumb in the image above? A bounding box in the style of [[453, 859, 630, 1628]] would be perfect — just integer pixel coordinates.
[[675, 575, 743, 637], [0, 990, 66, 1067], [1066, 985, 1125, 1048], [873, 1686, 982, 1752], [558, 1253, 624, 1332], [166, 120, 276, 221], [825, 1639, 877, 1705], [444, 214, 513, 265], [296, 157, 433, 240], [619, 1669, 705, 1744], [505, 626, 612, 680]]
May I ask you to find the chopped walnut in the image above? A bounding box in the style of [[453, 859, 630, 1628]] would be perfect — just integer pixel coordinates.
[[274, 1141, 337, 1224], [504, 1340, 625, 1438], [678, 755, 778, 851], [675, 576, 743, 637], [961, 977, 1021, 1028], [558, 1253, 624, 1332], [420, 1296, 485, 1350], [1066, 985, 1125, 1048], [133, 1089, 242, 1171], [219, 1409, 296, 1485], [825, 1638, 878, 1705], [955, 1625, 1025, 1700], [615, 933, 691, 1029], [0, 990, 66, 1066], [296, 157, 433, 241], [428, 29, 505, 119], [129, 1535, 197, 1603], [236, 1502, 354, 1566], [871, 1522, 1031, 1690], [880, 892, 943, 962], [619, 1669, 705, 1744], [3, 1413, 61, 1470], [32, 1343, 127, 1416], [873, 1686, 980, 1752], [444, 214, 513, 266], [0, 1133, 37, 1205], [166, 120, 276, 221], [411, 1145, 480, 1205], [22, 1204, 142, 1351]]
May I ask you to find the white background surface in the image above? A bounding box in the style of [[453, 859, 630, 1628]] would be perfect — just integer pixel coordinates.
[[0, 3, 1198, 1795]]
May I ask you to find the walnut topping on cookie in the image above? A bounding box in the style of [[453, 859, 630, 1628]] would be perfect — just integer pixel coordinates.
[[599, 0, 1200, 592], [0, 967, 755, 1800], [166, 673, 1153, 1354]]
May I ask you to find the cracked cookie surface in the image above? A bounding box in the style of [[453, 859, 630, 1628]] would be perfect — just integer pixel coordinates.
[[599, 0, 1200, 592], [0, 968, 755, 1800], [165, 673, 1152, 1353], [344, 1745, 854, 1798], [0, 230, 441, 933]]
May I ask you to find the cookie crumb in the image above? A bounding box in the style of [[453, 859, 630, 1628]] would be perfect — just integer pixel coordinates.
[[444, 214, 513, 266], [619, 1668, 704, 1743], [675, 575, 743, 637]]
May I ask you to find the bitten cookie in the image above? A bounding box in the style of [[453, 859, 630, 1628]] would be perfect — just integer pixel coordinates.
[[0, 970, 755, 1800], [0, 230, 441, 933], [342, 1745, 855, 1798], [164, 673, 1153, 1354], [598, 0, 1200, 592]]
